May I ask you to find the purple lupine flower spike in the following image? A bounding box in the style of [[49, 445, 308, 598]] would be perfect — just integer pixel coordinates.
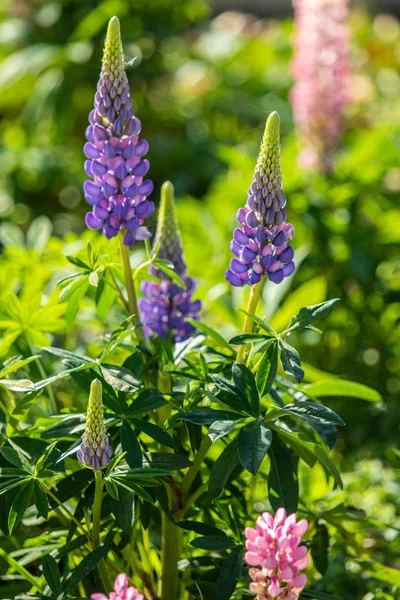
[[139, 181, 201, 343], [84, 16, 154, 246], [226, 112, 295, 287], [77, 379, 112, 470]]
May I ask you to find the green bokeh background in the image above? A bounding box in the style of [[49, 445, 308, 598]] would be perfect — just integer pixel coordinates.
[[0, 0, 399, 598]]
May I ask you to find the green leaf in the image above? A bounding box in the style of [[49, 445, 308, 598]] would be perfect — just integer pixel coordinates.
[[190, 535, 236, 550], [209, 439, 240, 499], [256, 342, 278, 397], [282, 400, 344, 427], [285, 299, 340, 333], [232, 363, 260, 417], [178, 520, 227, 537], [41, 415, 85, 439], [366, 562, 400, 586], [108, 486, 135, 535], [217, 547, 244, 600], [268, 433, 299, 514], [126, 389, 167, 416], [34, 481, 49, 519], [42, 554, 61, 596], [270, 276, 328, 332], [238, 422, 272, 475], [121, 421, 142, 469], [211, 375, 253, 415], [144, 453, 192, 471], [8, 479, 34, 533], [312, 445, 343, 489], [64, 546, 109, 593], [229, 333, 272, 345], [0, 354, 41, 378], [303, 380, 382, 402], [238, 310, 277, 337], [302, 589, 341, 600], [187, 319, 234, 353], [100, 364, 139, 393], [0, 446, 32, 473], [279, 340, 304, 383], [311, 523, 329, 576], [131, 418, 175, 449], [208, 420, 242, 442], [0, 378, 36, 392], [153, 259, 187, 288], [177, 408, 243, 425]]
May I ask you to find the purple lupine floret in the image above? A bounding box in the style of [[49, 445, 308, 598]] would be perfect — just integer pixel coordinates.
[[139, 181, 201, 343], [83, 16, 154, 246], [226, 112, 295, 287]]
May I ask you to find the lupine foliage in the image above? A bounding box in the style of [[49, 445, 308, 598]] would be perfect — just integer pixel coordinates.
[[0, 3, 399, 600]]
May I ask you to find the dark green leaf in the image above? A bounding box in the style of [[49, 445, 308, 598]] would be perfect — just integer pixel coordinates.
[[145, 453, 192, 471], [108, 486, 135, 535], [209, 439, 239, 499], [279, 341, 304, 383], [43, 347, 93, 367], [131, 419, 175, 449], [8, 479, 34, 533], [285, 299, 340, 332], [229, 333, 272, 345], [178, 521, 227, 537], [311, 523, 330, 575], [42, 555, 61, 596], [256, 342, 278, 397], [64, 546, 109, 593], [187, 319, 234, 353], [121, 421, 142, 469], [126, 389, 167, 416], [0, 447, 32, 473], [190, 535, 236, 550], [211, 375, 253, 415], [282, 400, 344, 427], [34, 481, 48, 519], [100, 364, 139, 393], [177, 408, 243, 425], [268, 433, 299, 514], [232, 363, 260, 417], [208, 419, 242, 442], [238, 422, 272, 475], [217, 547, 244, 600], [41, 415, 85, 440]]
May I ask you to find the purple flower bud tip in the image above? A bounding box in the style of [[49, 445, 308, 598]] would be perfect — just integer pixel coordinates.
[[226, 112, 295, 287], [83, 17, 153, 247]]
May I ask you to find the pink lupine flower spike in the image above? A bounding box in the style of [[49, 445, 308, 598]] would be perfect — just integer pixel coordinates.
[[91, 573, 144, 600], [245, 508, 309, 599]]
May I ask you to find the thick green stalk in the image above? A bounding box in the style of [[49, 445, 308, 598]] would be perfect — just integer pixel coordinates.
[[236, 280, 264, 364], [118, 233, 143, 340], [159, 485, 181, 600], [92, 470, 113, 592]]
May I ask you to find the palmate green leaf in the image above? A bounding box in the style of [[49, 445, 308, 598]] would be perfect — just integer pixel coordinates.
[[8, 479, 34, 533], [41, 415, 85, 439], [0, 378, 36, 392], [42, 554, 61, 596], [121, 421, 142, 469], [108, 485, 135, 534], [0, 477, 30, 496], [190, 535, 236, 550], [237, 309, 277, 337], [178, 520, 227, 537], [0, 446, 33, 473], [278, 340, 304, 383], [268, 433, 298, 513], [256, 341, 278, 397], [109, 477, 154, 503], [303, 379, 382, 402], [238, 422, 272, 475], [311, 523, 330, 576], [232, 363, 259, 417], [365, 562, 400, 586], [277, 400, 344, 427], [43, 346, 94, 367], [126, 389, 167, 416], [229, 333, 272, 345], [216, 547, 244, 600], [284, 299, 340, 333], [209, 439, 240, 499], [0, 354, 41, 378], [210, 374, 253, 416], [302, 589, 341, 600], [63, 546, 110, 593], [270, 276, 328, 332], [144, 452, 192, 471]]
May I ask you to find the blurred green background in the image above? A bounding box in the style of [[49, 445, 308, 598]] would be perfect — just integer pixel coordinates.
[[0, 0, 399, 597]]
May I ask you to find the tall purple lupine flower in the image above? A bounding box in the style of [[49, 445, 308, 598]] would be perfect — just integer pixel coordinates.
[[291, 0, 351, 172], [84, 16, 154, 246], [139, 181, 201, 343], [77, 379, 112, 470], [226, 112, 295, 287]]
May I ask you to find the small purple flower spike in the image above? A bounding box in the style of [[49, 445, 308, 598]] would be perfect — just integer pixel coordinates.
[[139, 181, 201, 343], [77, 379, 112, 470], [225, 112, 295, 287], [83, 16, 154, 246]]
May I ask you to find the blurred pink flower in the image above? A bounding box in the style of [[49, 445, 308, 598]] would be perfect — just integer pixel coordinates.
[[244, 508, 309, 599], [91, 573, 144, 600], [291, 0, 351, 173]]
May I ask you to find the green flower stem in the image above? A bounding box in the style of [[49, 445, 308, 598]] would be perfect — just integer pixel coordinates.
[[159, 484, 181, 600], [118, 233, 143, 340], [92, 470, 113, 592], [178, 483, 207, 520], [41, 482, 91, 541], [236, 279, 264, 364], [181, 435, 212, 496]]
